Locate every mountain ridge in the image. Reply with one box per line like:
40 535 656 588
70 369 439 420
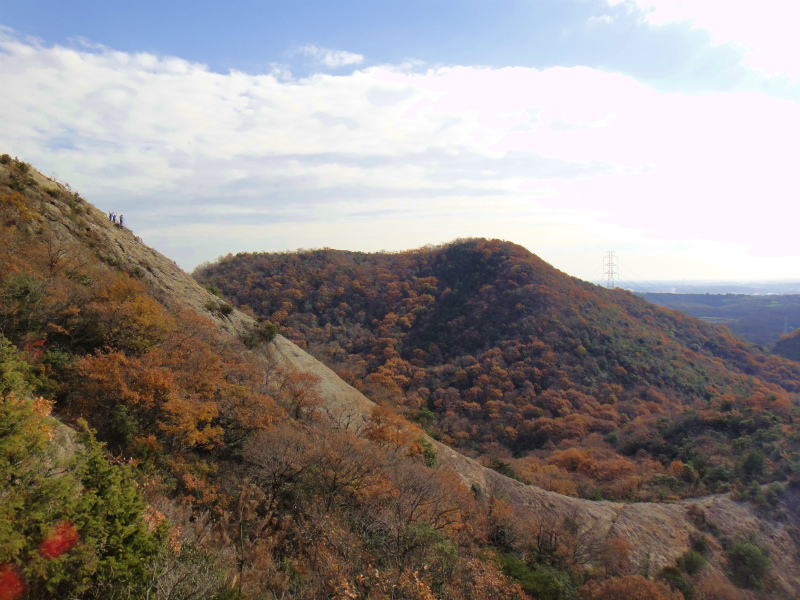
3 156 799 598
195 241 800 503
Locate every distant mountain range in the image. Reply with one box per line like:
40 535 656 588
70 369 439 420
642 293 800 348
609 280 800 295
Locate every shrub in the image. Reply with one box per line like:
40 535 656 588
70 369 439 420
763 481 785 507
498 554 571 600
690 534 708 555
677 550 706 575
660 565 693 598
242 321 277 348
419 437 438 468
489 457 520 481
0 336 30 399
202 299 233 317
0 394 167 598
740 450 766 482
727 542 770 589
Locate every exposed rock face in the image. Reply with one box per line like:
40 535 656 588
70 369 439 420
433 438 800 594
9 162 800 598
21 168 255 338
271 335 376 420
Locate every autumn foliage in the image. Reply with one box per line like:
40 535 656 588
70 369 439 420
0 160 537 598
37 521 80 559
6 157 797 598
195 239 800 501
0 564 25 600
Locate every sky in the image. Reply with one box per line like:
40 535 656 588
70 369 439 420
1 0 798 283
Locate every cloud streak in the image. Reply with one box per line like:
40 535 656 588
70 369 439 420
295 44 364 68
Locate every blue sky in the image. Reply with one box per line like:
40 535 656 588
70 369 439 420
1 0 799 281
0 0 767 90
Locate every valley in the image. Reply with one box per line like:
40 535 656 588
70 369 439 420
2 158 799 599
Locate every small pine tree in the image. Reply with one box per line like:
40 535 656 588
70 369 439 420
0 345 168 599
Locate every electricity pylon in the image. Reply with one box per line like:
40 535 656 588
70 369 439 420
603 251 618 289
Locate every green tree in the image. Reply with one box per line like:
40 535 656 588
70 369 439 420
740 450 767 482
728 542 771 590
0 334 29 399
0 380 167 598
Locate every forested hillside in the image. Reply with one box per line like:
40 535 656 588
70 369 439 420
4 156 800 599
774 328 800 363
0 157 535 599
196 241 800 502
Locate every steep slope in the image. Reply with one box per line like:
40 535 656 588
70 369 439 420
3 157 799 599
0 155 376 449
0 158 252 337
195 241 800 502
1 157 530 599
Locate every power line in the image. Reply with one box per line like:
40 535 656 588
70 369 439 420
616 264 668 294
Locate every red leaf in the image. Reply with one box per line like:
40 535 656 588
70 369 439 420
0 564 25 600
38 521 79 559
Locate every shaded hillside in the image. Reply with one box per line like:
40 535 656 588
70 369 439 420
4 157 800 599
195 241 800 502
774 328 800 363
642 293 800 347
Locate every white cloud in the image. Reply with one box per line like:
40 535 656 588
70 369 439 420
587 14 614 26
0 31 798 281
295 44 364 68
620 0 800 81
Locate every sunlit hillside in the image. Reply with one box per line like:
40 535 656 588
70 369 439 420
196 241 800 503
3 157 799 599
